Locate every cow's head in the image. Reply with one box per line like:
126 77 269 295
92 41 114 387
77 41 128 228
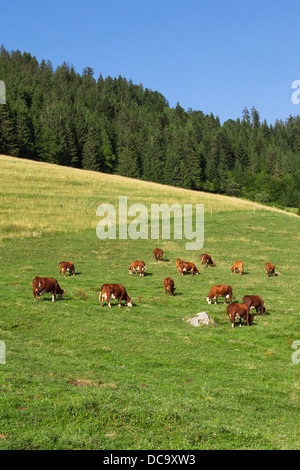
230 267 234 272
205 296 212 304
126 297 133 307
60 289 66 300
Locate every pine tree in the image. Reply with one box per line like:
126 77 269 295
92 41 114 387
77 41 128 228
82 128 102 171
0 105 19 156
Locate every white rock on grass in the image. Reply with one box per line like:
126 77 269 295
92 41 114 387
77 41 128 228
185 311 217 327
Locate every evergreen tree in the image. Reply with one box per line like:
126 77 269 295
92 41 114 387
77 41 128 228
0 46 299 211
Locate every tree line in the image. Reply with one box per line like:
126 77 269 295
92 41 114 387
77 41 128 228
0 46 300 212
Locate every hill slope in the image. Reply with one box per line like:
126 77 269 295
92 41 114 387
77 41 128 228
0 154 299 450
0 154 298 240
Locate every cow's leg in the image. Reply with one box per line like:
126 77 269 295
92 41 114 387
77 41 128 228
52 293 55 302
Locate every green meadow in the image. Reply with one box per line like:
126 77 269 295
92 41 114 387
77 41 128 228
0 155 299 450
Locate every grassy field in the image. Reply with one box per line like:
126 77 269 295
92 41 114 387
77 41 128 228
0 155 299 450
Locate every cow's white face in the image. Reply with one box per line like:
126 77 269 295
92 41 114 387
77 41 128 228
126 299 133 307
205 297 212 304
226 294 230 299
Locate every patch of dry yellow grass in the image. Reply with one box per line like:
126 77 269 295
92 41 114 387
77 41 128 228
0 154 297 239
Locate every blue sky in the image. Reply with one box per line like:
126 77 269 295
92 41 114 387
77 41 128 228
1 0 300 124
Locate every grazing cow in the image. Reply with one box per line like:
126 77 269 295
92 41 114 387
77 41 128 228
177 261 199 276
226 303 251 328
99 283 133 308
154 248 163 261
58 261 75 277
265 262 275 277
33 276 65 302
129 261 146 277
205 285 233 304
176 258 183 268
242 295 265 316
201 253 215 266
164 277 176 296
231 261 244 275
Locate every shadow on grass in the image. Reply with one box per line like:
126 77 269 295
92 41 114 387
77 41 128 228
171 291 184 297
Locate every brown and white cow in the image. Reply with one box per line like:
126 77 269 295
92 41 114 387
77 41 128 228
154 248 163 261
176 258 183 269
176 261 199 276
231 261 244 275
99 283 133 308
265 262 275 277
201 253 215 266
164 277 176 296
33 276 65 302
58 261 75 277
226 302 251 328
242 295 265 316
129 261 146 277
205 285 233 304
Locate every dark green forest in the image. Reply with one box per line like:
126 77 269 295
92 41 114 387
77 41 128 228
1 46 300 211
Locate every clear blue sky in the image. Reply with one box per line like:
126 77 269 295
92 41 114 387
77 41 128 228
1 0 300 124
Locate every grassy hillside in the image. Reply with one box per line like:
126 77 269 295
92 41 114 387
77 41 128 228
0 154 297 240
0 155 299 450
